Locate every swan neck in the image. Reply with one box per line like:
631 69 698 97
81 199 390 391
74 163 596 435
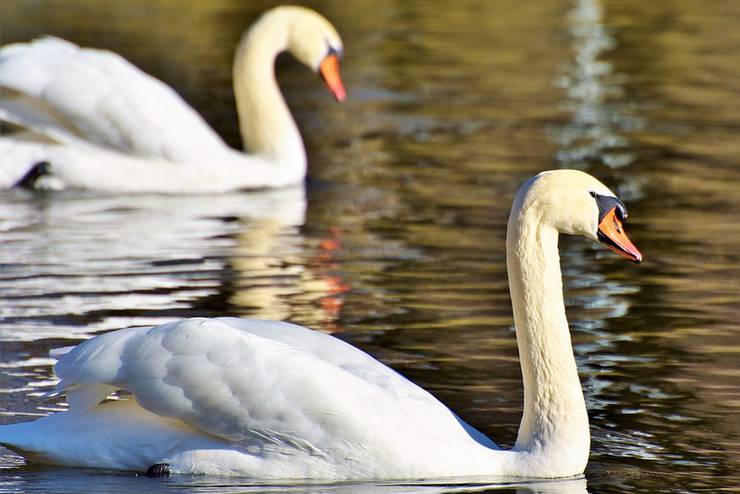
506 205 589 468
233 13 306 171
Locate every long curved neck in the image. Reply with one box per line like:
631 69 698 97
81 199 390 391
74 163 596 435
506 206 590 469
233 12 306 174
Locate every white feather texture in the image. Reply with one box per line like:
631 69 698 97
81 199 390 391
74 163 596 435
0 6 344 193
0 170 638 479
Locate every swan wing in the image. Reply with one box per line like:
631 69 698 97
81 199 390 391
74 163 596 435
52 318 481 457
0 37 226 161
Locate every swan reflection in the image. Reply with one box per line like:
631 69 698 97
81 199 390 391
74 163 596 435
0 186 320 341
0 468 588 494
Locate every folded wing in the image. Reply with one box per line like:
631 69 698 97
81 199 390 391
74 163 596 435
52 318 469 458
0 37 226 161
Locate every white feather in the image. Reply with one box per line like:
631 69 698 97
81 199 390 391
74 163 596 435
0 171 636 480
0 7 345 193
0 37 225 160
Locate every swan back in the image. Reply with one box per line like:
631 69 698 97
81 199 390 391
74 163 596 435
0 37 227 161
46 317 497 478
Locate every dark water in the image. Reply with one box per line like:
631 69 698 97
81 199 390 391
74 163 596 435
1 0 739 492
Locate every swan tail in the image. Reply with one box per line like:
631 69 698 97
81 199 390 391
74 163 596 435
0 420 54 463
0 400 229 471
49 346 76 360
66 383 119 411
0 38 92 147
39 380 118 412
0 97 90 149
37 347 77 400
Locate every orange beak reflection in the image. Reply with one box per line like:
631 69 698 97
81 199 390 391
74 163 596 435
597 208 643 264
319 54 346 102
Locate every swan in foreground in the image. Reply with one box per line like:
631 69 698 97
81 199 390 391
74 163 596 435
0 170 642 479
0 6 345 193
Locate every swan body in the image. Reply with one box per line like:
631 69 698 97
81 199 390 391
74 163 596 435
0 170 642 479
0 6 345 193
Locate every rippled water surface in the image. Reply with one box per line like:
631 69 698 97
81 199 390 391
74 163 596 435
1 0 739 492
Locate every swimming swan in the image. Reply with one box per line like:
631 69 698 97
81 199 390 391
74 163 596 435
0 170 642 479
0 6 345 193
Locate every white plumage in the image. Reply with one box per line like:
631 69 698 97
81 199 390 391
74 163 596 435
0 37 226 161
0 170 642 479
2 317 499 478
0 6 345 193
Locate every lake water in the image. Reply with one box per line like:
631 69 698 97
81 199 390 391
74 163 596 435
1 0 739 492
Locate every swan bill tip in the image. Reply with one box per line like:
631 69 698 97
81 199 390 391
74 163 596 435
597 207 642 264
319 53 346 102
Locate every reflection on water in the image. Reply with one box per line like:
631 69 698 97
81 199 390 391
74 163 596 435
0 187 307 340
1 0 740 493
552 0 660 474
554 0 643 174
0 463 589 494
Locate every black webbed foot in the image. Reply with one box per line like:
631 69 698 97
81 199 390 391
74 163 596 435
145 463 172 477
14 161 51 189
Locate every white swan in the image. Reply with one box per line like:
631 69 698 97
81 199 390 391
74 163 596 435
0 170 642 479
0 6 344 193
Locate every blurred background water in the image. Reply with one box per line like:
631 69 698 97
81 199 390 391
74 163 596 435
0 0 739 492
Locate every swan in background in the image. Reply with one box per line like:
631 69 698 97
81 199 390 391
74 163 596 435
0 6 345 193
0 170 642 479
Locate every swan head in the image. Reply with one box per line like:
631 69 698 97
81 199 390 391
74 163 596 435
512 170 642 263
275 6 346 101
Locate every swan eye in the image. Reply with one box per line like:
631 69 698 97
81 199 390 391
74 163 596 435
326 44 343 60
591 192 628 224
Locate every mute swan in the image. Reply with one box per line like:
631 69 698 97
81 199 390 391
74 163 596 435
0 170 642 479
0 6 345 193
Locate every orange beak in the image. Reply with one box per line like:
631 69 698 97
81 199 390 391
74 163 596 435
319 54 346 102
597 208 643 264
